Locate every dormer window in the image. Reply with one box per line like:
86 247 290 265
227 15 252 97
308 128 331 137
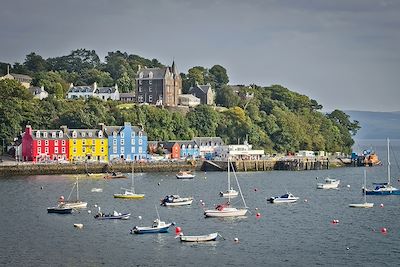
188 144 192 149
98 131 103 138
148 71 153 79
139 72 144 78
36 131 40 138
58 131 63 138
113 131 117 138
43 132 47 138
82 132 86 138
52 132 56 138
88 132 93 137
182 144 186 149
139 131 143 137
72 131 77 138
121 132 124 138
131 132 135 138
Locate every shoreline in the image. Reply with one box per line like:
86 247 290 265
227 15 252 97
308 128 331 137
0 158 345 177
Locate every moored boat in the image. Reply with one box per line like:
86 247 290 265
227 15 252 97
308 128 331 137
267 192 299 203
59 177 87 209
176 171 195 179
317 178 340 189
104 172 127 179
94 210 130 220
47 205 73 214
219 188 239 198
161 195 193 206
131 219 173 234
113 165 145 199
179 232 218 242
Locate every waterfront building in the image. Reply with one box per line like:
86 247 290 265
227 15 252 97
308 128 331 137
193 137 224 159
65 127 108 162
67 82 119 100
135 61 182 106
174 140 200 159
215 141 264 160
101 122 147 161
188 83 215 105
159 141 181 159
21 125 69 162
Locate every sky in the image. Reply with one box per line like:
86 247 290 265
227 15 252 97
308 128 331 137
1 0 399 112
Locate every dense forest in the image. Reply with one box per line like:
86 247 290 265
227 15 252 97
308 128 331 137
0 49 360 154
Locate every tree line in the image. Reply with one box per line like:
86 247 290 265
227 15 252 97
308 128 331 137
0 49 360 154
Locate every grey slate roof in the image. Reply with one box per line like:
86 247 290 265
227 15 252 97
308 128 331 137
120 93 135 98
10 73 32 81
96 87 118 94
136 67 169 79
67 129 105 139
193 137 224 146
31 129 68 140
69 86 94 93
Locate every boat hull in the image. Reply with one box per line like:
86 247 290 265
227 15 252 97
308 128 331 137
349 203 374 208
176 175 195 179
113 194 145 199
180 232 218 242
94 213 130 220
63 201 88 209
132 224 172 234
163 200 193 206
204 208 247 217
365 190 400 195
47 207 73 214
268 198 299 203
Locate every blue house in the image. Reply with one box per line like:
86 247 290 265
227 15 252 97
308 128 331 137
102 122 148 161
176 140 200 159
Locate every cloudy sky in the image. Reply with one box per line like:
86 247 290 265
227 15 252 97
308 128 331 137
1 0 399 112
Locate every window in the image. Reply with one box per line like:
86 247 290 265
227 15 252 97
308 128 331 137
83 147 86 153
88 132 93 137
98 131 103 138
54 140 59 146
132 138 135 145
121 139 124 145
45 140 49 146
62 147 65 153
149 95 153 102
36 131 40 138
139 86 142 92
113 131 117 138
138 95 144 102
82 132 86 137
43 132 47 138
38 140 41 146
101 147 104 153
73 148 77 153
121 132 124 138
148 71 153 79
149 86 152 93
139 72 143 78
139 147 143 153
139 139 143 145
101 140 104 145
92 139 95 145
55 147 58 154
59 131 63 138
113 139 117 145
149 80 152 85
131 147 135 153
45 147 49 154
113 147 117 154
121 147 125 154
82 140 86 145
139 80 142 85
139 131 143 137
72 131 77 138
52 132 56 138
73 140 77 145
38 147 41 154
131 132 135 138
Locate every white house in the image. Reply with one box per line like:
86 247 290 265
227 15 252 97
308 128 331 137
215 142 264 160
67 82 119 100
29 86 48 100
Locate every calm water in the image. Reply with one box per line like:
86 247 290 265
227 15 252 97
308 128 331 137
1 140 399 266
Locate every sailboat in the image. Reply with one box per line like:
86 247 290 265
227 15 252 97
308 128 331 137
60 177 87 209
114 164 145 199
204 158 248 217
219 161 238 197
364 138 400 195
349 170 374 208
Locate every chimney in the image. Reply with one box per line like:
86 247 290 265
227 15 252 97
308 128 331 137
60 125 68 134
93 82 97 90
25 125 32 136
7 64 10 75
98 123 106 131
69 83 74 89
138 65 141 71
114 84 118 90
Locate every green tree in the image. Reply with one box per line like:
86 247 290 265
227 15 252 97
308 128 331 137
187 105 219 136
23 52 48 73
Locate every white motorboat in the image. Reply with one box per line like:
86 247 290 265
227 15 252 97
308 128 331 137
176 171 195 179
317 178 340 189
161 195 193 206
131 219 173 234
267 192 299 203
179 232 218 242
204 159 248 218
349 170 374 208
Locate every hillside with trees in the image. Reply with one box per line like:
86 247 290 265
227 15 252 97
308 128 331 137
0 49 360 154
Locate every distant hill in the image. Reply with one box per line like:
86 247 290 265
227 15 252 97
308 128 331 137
345 110 400 139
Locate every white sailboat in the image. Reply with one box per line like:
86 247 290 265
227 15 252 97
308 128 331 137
204 159 248 217
114 164 145 199
61 177 87 209
219 161 238 198
349 170 374 208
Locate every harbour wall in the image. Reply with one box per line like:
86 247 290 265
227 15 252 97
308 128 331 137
0 158 340 177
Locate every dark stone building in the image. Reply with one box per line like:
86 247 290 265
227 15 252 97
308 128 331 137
135 61 182 106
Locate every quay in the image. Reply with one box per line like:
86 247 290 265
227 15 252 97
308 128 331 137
0 157 341 177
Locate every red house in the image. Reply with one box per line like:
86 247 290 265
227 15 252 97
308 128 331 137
22 125 69 162
160 142 181 159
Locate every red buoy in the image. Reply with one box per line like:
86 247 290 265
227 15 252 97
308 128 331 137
381 227 387 234
380 203 384 208
256 212 261 218
175 226 182 234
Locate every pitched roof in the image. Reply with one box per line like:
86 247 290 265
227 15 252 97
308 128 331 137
67 129 105 139
10 73 32 81
120 92 135 98
96 86 118 94
68 85 94 93
189 84 212 94
193 137 224 146
31 129 68 140
136 67 169 79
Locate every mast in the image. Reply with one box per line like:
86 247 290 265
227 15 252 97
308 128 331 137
387 138 391 185
131 163 135 193
76 177 79 201
228 158 231 203
364 170 367 203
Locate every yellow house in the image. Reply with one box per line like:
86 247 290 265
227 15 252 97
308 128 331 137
67 129 108 162
0 66 32 89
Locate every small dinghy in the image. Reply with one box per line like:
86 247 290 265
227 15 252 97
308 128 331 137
176 171 195 179
317 178 340 189
179 232 218 242
94 210 130 220
91 188 103 193
267 192 299 203
161 195 193 206
104 172 127 179
349 170 374 208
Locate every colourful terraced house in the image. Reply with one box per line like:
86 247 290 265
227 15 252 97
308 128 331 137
65 127 108 162
101 122 148 161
